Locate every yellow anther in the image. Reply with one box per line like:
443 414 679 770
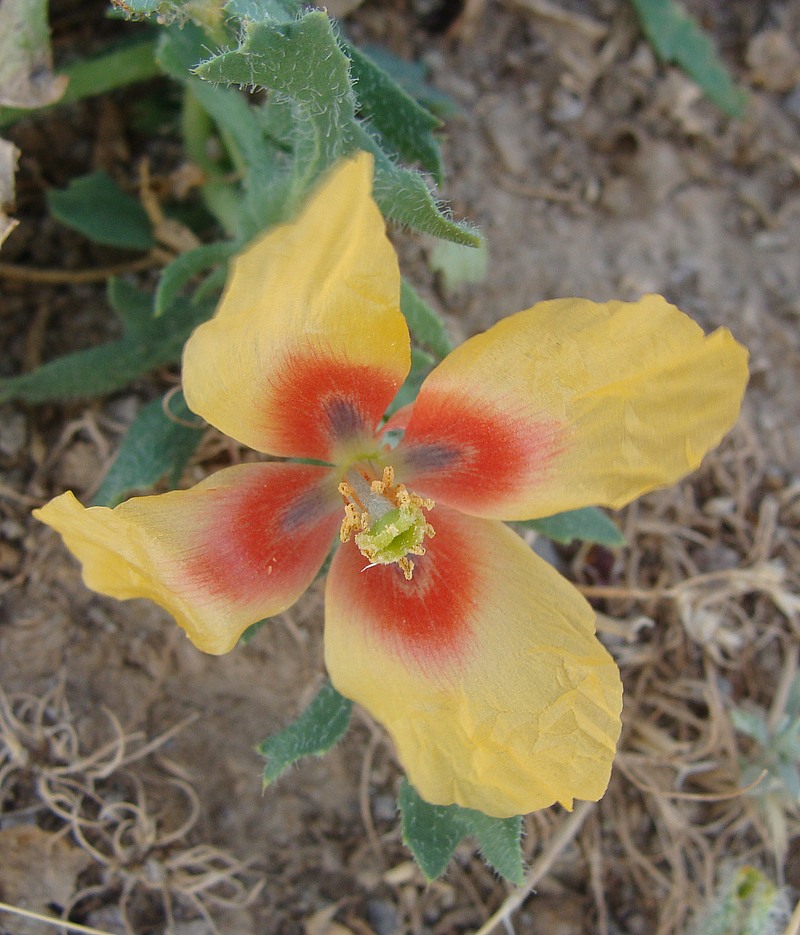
337 464 435 578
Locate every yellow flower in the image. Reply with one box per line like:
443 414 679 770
36 153 748 818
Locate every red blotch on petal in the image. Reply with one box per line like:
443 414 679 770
268 352 402 460
399 390 565 513
328 507 477 670
187 464 339 606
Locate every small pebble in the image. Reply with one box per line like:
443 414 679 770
366 898 401 935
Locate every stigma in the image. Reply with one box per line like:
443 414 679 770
338 466 435 580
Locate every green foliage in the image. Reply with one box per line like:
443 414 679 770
115 0 174 14
195 10 480 245
155 241 237 316
158 24 291 238
361 44 458 119
398 779 524 883
196 13 357 203
400 279 453 360
366 140 480 246
225 0 299 20
689 866 788 935
92 391 204 507
345 41 444 183
387 348 436 417
111 0 227 35
4 0 481 410
628 0 747 117
730 674 800 866
517 507 626 547
47 171 154 250
0 281 213 404
258 681 353 785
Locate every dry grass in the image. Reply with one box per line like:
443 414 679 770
577 418 799 934
0 679 263 935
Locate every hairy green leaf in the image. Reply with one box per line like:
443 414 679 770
398 781 465 880
360 44 458 119
345 41 443 183
159 25 291 236
0 282 213 404
47 170 154 250
517 507 625 547
259 681 353 785
225 0 300 21
463 809 525 885
197 12 480 245
160 29 266 169
629 0 747 117
112 0 229 36
196 12 356 198
92 392 204 507
365 133 481 246
399 779 524 883
114 0 171 13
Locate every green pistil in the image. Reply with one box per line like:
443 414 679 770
355 502 428 566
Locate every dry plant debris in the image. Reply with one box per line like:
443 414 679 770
577 418 800 935
0 679 263 935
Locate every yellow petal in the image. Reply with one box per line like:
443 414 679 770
325 507 622 817
183 152 410 461
35 463 340 655
399 295 748 519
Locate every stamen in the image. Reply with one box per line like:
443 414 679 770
338 465 434 579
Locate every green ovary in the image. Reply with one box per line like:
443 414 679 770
355 503 428 565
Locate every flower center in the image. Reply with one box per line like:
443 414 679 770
338 465 435 580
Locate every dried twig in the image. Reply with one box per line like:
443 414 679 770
0 901 116 935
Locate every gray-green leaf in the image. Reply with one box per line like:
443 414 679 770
155 241 238 316
92 391 204 507
196 12 356 199
345 41 443 183
517 507 625 547
629 0 747 117
47 170 154 250
398 779 524 883
225 0 300 21
258 681 353 785
0 281 213 404
197 12 481 245
400 279 453 360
